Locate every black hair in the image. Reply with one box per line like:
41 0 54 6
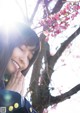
0 23 40 78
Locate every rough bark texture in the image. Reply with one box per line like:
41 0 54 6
30 27 80 113
51 0 65 14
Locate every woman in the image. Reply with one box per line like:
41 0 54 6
0 23 40 113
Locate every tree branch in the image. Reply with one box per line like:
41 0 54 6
49 84 80 105
48 26 80 76
51 0 64 14
30 0 42 25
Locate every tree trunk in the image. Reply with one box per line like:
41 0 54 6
30 27 80 112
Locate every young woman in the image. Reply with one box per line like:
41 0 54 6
0 23 40 113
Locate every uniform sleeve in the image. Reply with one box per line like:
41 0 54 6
0 89 37 113
23 97 37 113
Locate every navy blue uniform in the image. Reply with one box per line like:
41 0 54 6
0 89 37 113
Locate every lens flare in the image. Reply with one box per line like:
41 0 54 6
0 0 25 33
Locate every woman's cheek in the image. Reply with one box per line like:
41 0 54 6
7 60 16 74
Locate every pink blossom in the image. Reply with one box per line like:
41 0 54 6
71 13 78 20
65 17 70 21
54 13 60 20
45 37 49 42
73 5 78 10
66 3 71 10
43 108 48 113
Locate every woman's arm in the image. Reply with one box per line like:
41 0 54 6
0 89 37 113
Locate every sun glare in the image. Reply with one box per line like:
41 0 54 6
0 0 25 33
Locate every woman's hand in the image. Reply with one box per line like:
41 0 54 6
6 70 25 95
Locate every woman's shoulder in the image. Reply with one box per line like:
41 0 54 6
0 89 37 113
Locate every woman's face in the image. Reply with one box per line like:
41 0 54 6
6 45 35 75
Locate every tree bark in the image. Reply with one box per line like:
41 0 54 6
30 27 80 113
28 0 80 112
51 0 64 14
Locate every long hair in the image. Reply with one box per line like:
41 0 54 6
0 23 40 78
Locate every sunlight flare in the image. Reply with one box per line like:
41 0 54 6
0 0 24 33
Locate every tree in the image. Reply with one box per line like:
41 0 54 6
16 0 80 112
